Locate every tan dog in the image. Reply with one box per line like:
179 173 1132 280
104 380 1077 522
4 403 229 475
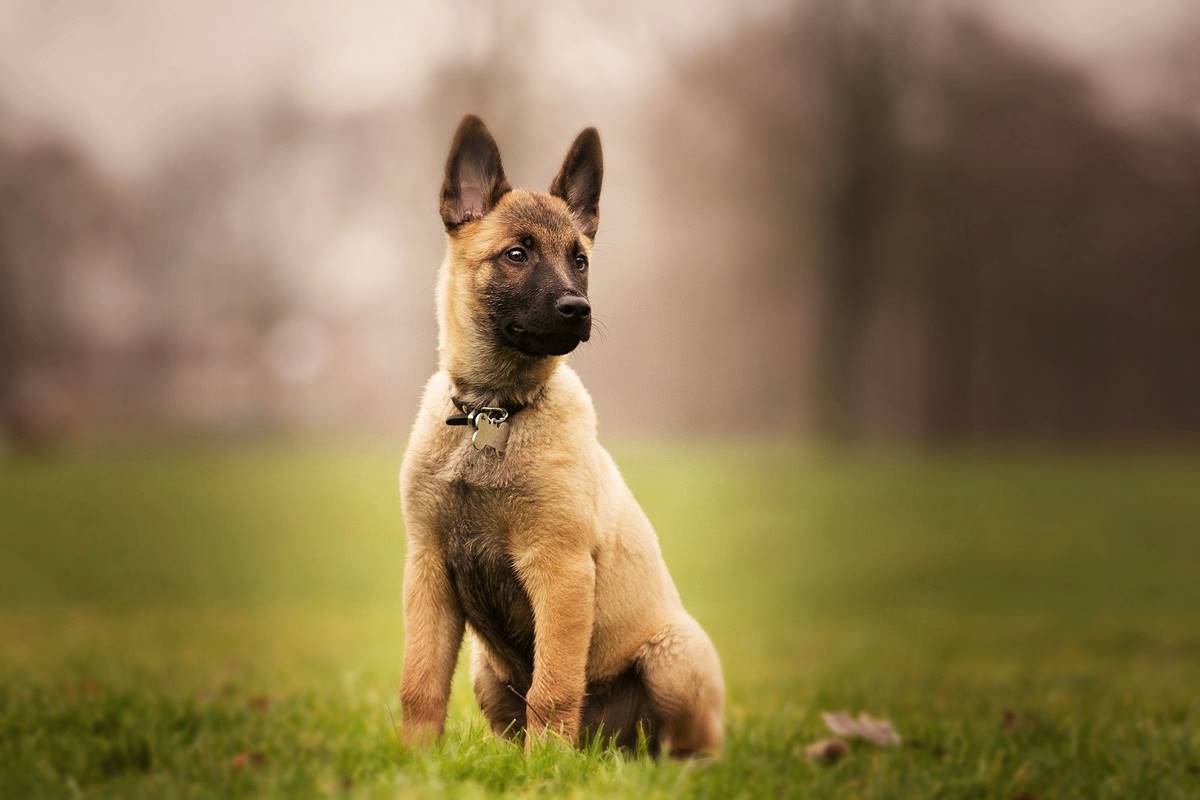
399 115 724 757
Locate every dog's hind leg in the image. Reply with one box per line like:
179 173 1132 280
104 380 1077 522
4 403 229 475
580 666 661 754
470 644 526 739
636 616 725 758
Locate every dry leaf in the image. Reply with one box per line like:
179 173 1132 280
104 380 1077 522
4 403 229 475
821 712 859 738
805 737 849 764
230 751 266 770
855 714 901 747
1001 709 1037 733
821 711 901 747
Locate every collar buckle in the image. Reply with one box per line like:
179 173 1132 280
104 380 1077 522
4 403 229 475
446 395 522 454
473 406 509 424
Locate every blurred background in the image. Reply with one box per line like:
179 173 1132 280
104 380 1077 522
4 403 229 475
3 0 1197 448
3 3 1200 795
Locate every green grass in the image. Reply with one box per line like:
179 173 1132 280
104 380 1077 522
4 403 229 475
1 441 1199 798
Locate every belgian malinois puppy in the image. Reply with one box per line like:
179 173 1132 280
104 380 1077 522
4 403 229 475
399 115 724 756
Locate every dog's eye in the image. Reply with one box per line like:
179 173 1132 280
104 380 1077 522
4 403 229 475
504 247 527 264
574 253 588 271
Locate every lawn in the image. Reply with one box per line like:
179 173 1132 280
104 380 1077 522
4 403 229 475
1 442 1198 798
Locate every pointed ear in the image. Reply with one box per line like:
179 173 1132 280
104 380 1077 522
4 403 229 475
549 127 603 240
440 115 511 231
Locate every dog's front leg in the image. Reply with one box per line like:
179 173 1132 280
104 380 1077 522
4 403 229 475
517 547 595 747
399 541 465 746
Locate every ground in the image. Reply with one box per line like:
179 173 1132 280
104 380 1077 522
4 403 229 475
1 442 1198 798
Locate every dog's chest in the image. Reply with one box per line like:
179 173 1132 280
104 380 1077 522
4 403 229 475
435 479 536 684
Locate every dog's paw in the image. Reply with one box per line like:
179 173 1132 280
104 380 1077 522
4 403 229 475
399 723 441 748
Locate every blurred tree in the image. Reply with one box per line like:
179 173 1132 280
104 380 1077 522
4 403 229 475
907 15 1200 442
0 141 122 447
811 0 910 442
2 3 1198 445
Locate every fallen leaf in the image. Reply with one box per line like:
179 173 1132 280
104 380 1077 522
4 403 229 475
821 712 859 738
805 738 849 764
230 751 266 770
1001 709 1037 733
821 711 901 747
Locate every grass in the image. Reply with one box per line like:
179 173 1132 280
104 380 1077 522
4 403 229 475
1 440 1199 798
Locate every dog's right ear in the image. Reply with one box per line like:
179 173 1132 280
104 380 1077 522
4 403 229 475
439 115 511 231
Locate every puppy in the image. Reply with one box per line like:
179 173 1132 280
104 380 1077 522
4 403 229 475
399 115 724 756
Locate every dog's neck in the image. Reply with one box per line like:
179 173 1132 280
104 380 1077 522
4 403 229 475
436 253 560 410
444 347 558 411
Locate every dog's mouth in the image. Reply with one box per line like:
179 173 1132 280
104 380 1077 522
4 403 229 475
502 322 586 357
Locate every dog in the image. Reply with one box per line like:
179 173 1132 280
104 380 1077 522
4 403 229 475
398 115 724 757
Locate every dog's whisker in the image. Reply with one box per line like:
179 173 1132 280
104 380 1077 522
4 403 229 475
590 317 611 343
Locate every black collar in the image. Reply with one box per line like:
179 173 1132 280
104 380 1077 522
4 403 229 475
445 396 528 427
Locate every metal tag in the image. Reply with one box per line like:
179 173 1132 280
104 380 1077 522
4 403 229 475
471 410 510 453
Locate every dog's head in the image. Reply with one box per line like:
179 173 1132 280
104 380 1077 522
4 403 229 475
437 115 602 363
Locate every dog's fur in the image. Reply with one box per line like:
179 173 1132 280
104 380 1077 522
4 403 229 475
398 116 724 756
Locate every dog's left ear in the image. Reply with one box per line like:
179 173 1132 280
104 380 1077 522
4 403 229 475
550 128 603 240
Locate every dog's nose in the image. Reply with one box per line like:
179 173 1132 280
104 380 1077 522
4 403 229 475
556 296 591 320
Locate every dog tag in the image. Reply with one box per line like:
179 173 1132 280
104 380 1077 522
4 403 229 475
472 412 510 453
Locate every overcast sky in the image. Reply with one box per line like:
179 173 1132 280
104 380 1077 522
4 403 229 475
0 0 1193 180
